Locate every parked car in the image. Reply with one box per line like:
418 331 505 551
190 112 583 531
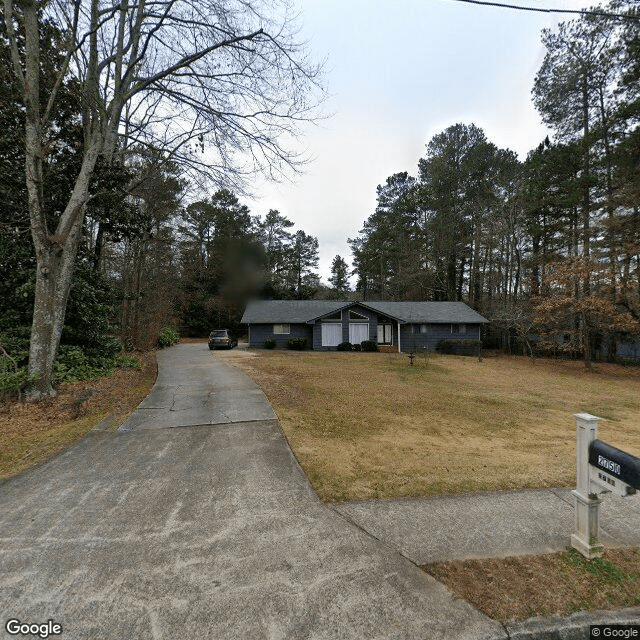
208 329 238 350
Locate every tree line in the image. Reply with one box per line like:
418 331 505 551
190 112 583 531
349 1 640 364
2 0 639 399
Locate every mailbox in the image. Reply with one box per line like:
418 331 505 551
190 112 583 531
572 413 640 559
588 439 640 497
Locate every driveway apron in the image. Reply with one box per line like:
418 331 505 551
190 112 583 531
0 344 503 640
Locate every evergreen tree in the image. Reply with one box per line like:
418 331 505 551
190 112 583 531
178 189 263 335
259 209 295 296
285 230 320 298
329 255 350 294
349 172 422 300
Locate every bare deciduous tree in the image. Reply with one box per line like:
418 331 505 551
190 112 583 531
2 0 323 397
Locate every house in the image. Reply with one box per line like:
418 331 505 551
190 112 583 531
241 300 488 352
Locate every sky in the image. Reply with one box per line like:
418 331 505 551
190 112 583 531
247 0 598 284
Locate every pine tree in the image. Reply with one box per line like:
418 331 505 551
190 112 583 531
329 255 350 294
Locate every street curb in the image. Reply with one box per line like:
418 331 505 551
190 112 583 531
502 607 640 639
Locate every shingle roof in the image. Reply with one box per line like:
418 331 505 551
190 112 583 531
364 301 488 324
241 300 347 324
241 300 487 324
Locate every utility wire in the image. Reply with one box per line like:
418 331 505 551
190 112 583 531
448 0 640 21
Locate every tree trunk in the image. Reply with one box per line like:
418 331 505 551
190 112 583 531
18 0 104 398
28 217 83 397
92 222 105 271
598 86 617 299
581 72 591 289
447 252 457 300
582 310 592 369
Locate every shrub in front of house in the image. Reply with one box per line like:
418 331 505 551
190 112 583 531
437 339 481 356
352 343 362 351
360 340 378 352
287 337 307 350
263 338 276 349
337 342 352 351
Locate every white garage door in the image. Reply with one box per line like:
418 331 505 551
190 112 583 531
349 323 369 345
321 323 342 347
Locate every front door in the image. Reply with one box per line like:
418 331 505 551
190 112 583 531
377 323 392 344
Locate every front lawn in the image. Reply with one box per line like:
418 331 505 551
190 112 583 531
226 350 640 502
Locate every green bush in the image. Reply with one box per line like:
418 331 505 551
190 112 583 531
437 339 481 356
0 326 31 367
287 337 307 350
360 340 378 352
114 354 142 369
157 326 179 348
0 360 38 394
352 343 362 352
337 342 352 351
263 338 276 349
53 345 141 383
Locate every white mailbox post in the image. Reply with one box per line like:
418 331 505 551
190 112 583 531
571 413 602 559
571 413 640 559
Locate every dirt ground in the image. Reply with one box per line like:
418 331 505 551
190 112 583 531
0 351 157 479
424 547 640 623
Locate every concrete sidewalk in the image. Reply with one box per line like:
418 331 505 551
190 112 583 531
0 344 502 640
334 487 640 565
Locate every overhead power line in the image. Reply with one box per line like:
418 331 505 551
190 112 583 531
448 0 640 21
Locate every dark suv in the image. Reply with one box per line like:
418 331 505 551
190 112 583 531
208 329 238 350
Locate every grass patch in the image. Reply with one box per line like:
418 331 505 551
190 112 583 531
0 351 156 479
423 548 640 623
227 351 640 502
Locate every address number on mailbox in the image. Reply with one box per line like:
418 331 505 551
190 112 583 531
588 439 640 497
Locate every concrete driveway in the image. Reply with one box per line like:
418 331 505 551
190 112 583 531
0 344 502 639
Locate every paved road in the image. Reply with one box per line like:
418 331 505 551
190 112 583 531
0 344 502 640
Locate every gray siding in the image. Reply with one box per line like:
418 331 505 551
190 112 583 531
248 323 313 349
312 305 386 350
617 340 640 359
400 323 481 352
248 312 481 352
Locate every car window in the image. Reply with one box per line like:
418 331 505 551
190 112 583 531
210 330 227 337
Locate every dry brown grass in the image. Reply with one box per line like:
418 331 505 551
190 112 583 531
227 350 640 502
0 352 157 480
424 548 640 623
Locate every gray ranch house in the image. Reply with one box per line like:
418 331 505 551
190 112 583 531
241 300 488 352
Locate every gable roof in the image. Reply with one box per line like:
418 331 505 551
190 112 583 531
241 300 488 324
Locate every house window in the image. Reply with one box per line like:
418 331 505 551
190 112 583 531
323 310 341 322
321 323 342 347
349 310 368 321
349 322 369 344
451 324 466 334
377 323 393 344
413 324 428 334
273 324 290 335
